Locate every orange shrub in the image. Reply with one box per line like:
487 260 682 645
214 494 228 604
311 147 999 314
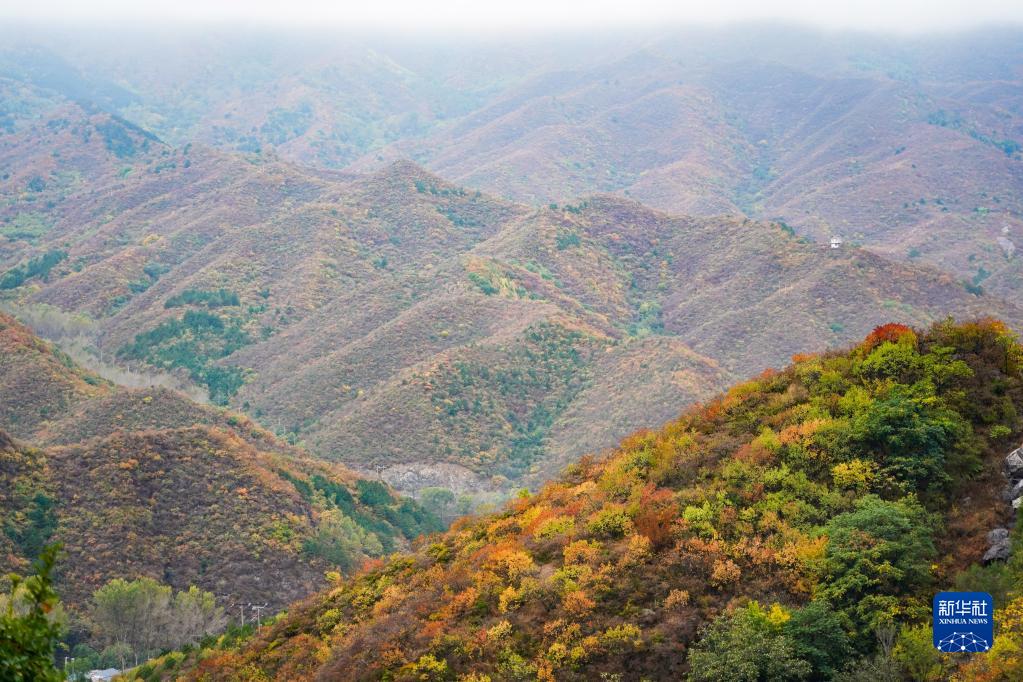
862 323 916 351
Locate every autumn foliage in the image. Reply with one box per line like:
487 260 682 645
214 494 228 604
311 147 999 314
0 312 440 616
140 319 1023 681
862 323 917 351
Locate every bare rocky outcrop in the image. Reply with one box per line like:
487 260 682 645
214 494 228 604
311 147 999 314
985 445 1023 563
1007 446 1023 477
1006 446 1023 510
373 461 500 496
984 527 1012 563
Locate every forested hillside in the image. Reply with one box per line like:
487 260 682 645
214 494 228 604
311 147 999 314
2 15 1023 682
8 25 1020 298
358 28 1023 299
1 17 1022 682
0 312 441 616
2 87 1019 503
136 319 1023 681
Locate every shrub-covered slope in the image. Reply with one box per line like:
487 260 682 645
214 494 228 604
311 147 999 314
0 308 107 438
352 29 1023 301
8 29 1021 300
0 312 442 612
174 320 1023 680
3 91 1022 501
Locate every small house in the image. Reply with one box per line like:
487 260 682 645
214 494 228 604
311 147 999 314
830 236 843 249
87 669 120 682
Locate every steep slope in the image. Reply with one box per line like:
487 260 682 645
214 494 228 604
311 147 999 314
483 196 1023 379
278 193 1023 493
353 28 1023 299
3 94 1022 500
7 27 1021 298
160 319 1023 681
0 307 106 438
0 312 441 613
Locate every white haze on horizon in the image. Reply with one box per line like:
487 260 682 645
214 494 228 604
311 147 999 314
1 0 1022 36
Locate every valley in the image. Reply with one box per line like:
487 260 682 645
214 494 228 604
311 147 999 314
0 311 441 615
0 19 1022 680
2 88 1019 503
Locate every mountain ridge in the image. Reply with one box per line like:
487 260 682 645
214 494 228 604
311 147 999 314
151 318 1023 681
0 311 442 614
2 88 1021 499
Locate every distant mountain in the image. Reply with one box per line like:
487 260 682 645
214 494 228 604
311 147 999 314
1 92 1020 501
2 33 608 169
4 26 1020 297
357 28 1023 299
0 312 441 613
2 28 1023 679
159 319 1023 681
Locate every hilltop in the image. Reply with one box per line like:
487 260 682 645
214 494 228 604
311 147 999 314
2 90 1021 501
0 26 1022 680
146 319 1023 681
5 27 1020 296
0 312 441 614
352 28 1023 299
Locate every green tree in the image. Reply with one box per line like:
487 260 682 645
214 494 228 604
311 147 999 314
857 342 925 384
687 603 812 681
846 386 967 498
419 487 456 517
783 600 854 679
303 508 383 571
91 578 227 668
0 544 63 682
356 479 393 507
893 624 950 681
92 577 171 668
819 496 935 643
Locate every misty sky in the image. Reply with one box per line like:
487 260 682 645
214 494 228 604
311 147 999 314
3 0 1023 34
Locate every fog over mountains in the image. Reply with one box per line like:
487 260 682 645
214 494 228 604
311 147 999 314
2 50 1020 497
1 20 1023 680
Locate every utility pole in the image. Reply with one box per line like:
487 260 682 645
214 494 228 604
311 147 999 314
251 603 269 628
232 603 246 628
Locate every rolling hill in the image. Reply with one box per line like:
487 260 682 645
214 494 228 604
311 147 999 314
143 319 1023 681
0 31 608 170
0 311 442 614
2 24 1023 681
2 91 1021 502
4 26 1021 300
353 27 1023 299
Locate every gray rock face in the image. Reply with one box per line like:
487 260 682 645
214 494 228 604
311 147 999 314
998 235 1016 259
1006 448 1023 476
984 543 1012 563
371 461 499 496
987 445 1023 563
984 527 1012 564
985 539 1013 563
988 527 1010 544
